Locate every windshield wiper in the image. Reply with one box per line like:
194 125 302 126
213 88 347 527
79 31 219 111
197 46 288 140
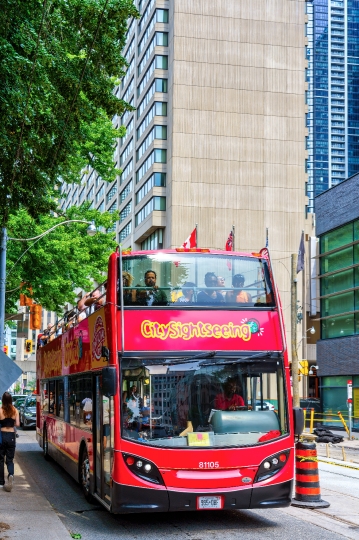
122 351 217 369
164 351 216 366
199 351 272 366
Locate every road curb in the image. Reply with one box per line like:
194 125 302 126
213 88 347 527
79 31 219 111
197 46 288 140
318 456 359 470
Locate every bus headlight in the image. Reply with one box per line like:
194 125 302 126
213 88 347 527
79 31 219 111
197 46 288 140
254 450 290 483
123 453 164 485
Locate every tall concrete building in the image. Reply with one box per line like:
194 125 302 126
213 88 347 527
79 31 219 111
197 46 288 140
306 0 359 213
60 0 307 348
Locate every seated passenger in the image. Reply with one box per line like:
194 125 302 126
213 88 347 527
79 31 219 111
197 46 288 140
215 378 244 411
122 272 136 305
217 276 226 298
135 270 168 306
226 274 252 304
175 282 196 303
197 272 224 304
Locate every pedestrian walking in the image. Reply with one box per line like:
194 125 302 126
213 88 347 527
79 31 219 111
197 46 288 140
0 392 20 492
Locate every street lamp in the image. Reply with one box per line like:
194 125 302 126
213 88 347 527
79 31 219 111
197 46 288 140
0 219 96 348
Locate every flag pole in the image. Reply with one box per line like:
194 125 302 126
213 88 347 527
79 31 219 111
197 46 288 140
266 227 269 248
195 223 198 247
232 225 235 251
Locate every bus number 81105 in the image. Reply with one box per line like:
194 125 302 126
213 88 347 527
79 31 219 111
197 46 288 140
199 462 220 469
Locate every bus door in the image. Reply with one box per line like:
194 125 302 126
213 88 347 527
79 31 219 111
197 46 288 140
94 375 113 505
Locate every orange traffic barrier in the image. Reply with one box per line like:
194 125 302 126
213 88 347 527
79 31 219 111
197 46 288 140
291 441 330 508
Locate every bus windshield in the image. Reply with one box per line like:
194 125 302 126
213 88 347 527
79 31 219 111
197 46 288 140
121 358 288 448
120 253 274 307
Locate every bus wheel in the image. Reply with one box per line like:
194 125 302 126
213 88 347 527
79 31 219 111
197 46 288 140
43 427 50 461
80 446 94 502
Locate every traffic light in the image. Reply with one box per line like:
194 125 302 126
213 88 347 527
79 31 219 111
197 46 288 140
3 345 8 355
29 304 42 330
298 360 309 376
19 283 33 306
25 340 33 354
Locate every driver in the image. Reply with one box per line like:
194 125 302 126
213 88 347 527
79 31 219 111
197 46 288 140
215 378 244 411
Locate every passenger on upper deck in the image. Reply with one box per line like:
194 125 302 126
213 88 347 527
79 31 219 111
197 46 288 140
122 272 136 305
226 274 252 304
135 270 168 306
197 272 224 305
175 282 196 303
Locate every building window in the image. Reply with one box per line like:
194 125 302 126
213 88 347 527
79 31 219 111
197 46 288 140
122 56 135 88
138 34 156 75
122 78 134 102
107 184 117 204
141 228 163 250
156 9 169 23
136 149 167 183
155 78 167 92
136 125 167 161
121 159 133 184
79 186 86 202
108 200 118 214
135 196 166 226
138 13 156 55
119 221 132 242
137 59 155 97
137 81 155 118
125 18 136 42
120 180 133 203
138 0 156 33
121 97 134 125
136 172 166 204
120 138 133 165
124 37 135 63
122 118 134 146
96 186 104 203
120 201 132 223
97 200 105 212
156 32 168 47
85 189 93 205
155 55 168 69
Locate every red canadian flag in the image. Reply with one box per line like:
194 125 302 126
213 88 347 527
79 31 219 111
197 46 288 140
182 228 197 248
225 230 233 251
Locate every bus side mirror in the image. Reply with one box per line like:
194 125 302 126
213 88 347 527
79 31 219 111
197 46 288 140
102 367 117 397
293 407 304 436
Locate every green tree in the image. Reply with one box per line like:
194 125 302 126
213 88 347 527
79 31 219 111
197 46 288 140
0 0 138 225
5 205 119 314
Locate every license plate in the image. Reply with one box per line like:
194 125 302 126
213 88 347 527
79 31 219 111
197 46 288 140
197 496 223 510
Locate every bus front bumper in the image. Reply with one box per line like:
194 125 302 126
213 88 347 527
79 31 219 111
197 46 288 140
111 480 293 514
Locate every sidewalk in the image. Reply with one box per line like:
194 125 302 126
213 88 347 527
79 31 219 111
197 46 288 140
303 428 359 465
0 449 70 539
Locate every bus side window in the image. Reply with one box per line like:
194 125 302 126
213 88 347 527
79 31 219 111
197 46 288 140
56 379 64 419
48 380 56 414
40 382 48 413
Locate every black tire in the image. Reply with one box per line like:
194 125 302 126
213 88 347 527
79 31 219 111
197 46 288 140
80 446 94 502
20 417 23 427
43 426 50 460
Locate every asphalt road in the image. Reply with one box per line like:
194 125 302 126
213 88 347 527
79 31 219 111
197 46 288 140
17 430 349 540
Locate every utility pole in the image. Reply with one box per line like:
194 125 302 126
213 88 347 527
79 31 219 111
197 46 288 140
0 228 7 349
291 253 300 408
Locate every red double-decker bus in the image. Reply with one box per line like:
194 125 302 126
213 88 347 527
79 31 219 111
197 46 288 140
37 247 301 513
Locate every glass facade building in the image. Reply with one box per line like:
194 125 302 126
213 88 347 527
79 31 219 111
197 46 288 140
320 218 359 339
306 0 359 213
316 174 359 429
